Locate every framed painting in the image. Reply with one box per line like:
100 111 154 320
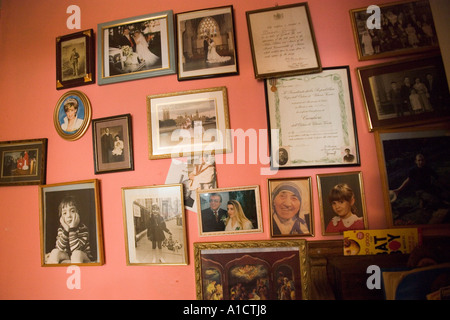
196 185 262 237
53 90 92 141
268 177 314 238
246 2 321 79
122 184 188 265
176 5 239 80
350 0 439 61
193 240 309 300
147 86 232 159
39 179 104 266
92 114 134 174
265 66 360 169
0 138 47 186
357 53 450 131
317 171 368 236
56 29 95 90
374 124 450 228
97 10 176 85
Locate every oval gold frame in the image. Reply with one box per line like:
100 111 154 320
53 90 92 141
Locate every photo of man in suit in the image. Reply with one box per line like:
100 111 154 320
201 193 227 232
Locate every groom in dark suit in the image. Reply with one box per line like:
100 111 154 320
201 193 227 232
203 36 209 62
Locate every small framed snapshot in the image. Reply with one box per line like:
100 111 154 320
193 239 309 300
53 90 92 141
97 10 176 85
92 114 134 174
374 125 450 228
197 185 262 237
56 29 95 90
350 0 439 61
176 5 239 81
265 66 360 169
317 171 368 236
357 53 450 131
246 2 321 79
39 179 104 266
122 184 188 265
0 138 47 186
268 177 314 238
147 86 232 159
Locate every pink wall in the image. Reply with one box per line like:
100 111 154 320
0 0 447 299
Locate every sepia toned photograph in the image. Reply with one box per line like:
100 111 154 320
122 184 188 265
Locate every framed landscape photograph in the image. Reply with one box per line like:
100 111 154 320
196 185 262 237
56 29 95 90
53 90 92 141
265 66 360 169
0 138 47 186
39 179 104 266
317 171 368 236
357 53 450 131
268 177 314 238
122 184 188 265
193 240 309 300
92 114 134 174
97 10 176 85
350 0 439 61
147 86 232 159
176 5 238 80
374 125 450 228
246 2 321 79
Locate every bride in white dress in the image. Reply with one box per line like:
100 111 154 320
133 31 159 68
207 38 231 64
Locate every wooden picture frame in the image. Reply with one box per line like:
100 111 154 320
265 66 360 169
246 2 321 79
374 124 450 228
122 183 188 265
196 185 262 237
176 5 239 81
56 29 95 90
268 177 314 238
193 239 309 300
147 86 232 159
357 53 450 131
39 179 104 266
0 138 47 186
53 90 92 141
317 171 368 236
92 114 134 174
350 0 439 61
97 10 176 85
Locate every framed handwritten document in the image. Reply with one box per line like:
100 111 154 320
265 66 360 169
246 3 321 79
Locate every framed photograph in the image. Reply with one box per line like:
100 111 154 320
56 29 95 90
176 5 239 81
53 90 92 141
92 114 134 174
196 185 262 237
0 138 47 186
374 125 450 228
39 179 104 266
265 66 360 169
122 184 188 265
357 53 450 131
97 10 176 85
147 86 232 159
268 177 314 237
193 239 309 300
246 2 321 79
317 171 368 236
350 0 439 61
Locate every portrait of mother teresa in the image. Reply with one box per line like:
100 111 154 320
271 181 311 236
